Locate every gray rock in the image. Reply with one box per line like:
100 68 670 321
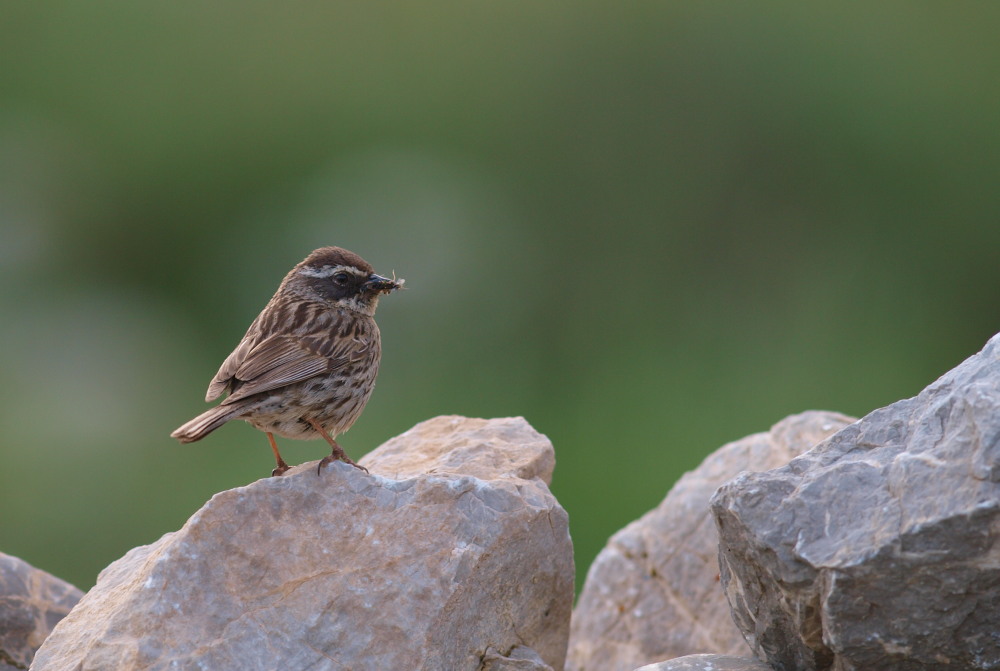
0 552 83 671
30 416 574 671
636 654 773 671
712 333 1000 670
567 411 853 671
481 645 556 670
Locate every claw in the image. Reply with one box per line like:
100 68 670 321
316 454 369 476
307 418 369 476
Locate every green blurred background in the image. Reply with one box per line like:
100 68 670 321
2 2 999 591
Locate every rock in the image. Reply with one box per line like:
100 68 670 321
30 416 574 671
481 644 555 670
363 414 555 482
635 654 773 671
0 552 83 671
712 333 1000 670
566 411 854 671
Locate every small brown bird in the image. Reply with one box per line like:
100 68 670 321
171 246 403 476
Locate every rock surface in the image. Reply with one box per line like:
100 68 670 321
566 411 854 671
0 552 83 671
712 333 1000 670
636 654 773 671
30 416 573 671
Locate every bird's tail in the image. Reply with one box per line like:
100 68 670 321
171 405 243 443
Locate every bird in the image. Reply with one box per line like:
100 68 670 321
171 246 403 476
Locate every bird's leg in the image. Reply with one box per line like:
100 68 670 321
307 419 369 475
267 432 291 476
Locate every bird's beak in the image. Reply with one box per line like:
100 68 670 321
364 273 404 293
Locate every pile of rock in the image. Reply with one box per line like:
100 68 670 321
7 334 1000 670
30 416 573 671
565 410 854 671
569 333 1000 671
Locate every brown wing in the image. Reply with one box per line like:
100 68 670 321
205 311 268 402
205 299 374 405
219 335 336 405
206 334 257 402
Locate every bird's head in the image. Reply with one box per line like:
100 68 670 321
289 246 404 316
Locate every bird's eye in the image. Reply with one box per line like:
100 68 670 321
333 272 350 285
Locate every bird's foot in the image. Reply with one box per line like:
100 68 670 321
316 452 369 476
307 420 369 475
267 433 291 476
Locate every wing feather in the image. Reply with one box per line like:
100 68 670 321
206 333 259 401
233 336 324 381
220 343 331 404
204 298 373 406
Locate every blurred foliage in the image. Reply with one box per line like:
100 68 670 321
2 2 999 591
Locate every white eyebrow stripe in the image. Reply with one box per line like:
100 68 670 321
298 264 366 279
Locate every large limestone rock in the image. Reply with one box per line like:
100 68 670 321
712 333 1000 670
566 411 854 671
31 416 573 671
0 553 83 671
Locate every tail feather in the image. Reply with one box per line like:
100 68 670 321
171 405 244 443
